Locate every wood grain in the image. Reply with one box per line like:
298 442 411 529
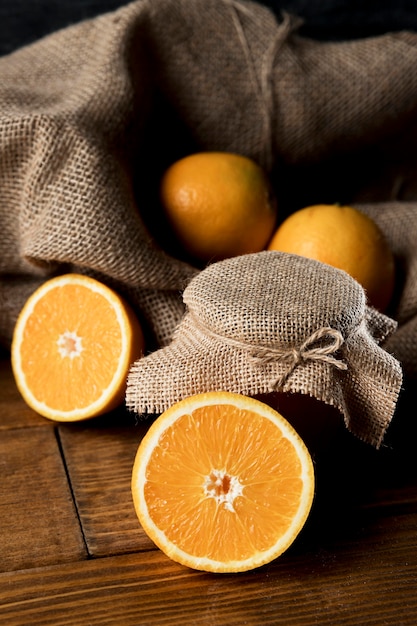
1 509 417 626
58 415 154 556
0 426 87 572
2 355 417 624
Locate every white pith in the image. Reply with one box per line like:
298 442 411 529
57 330 83 359
203 468 244 512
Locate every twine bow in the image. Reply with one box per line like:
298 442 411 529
187 313 348 391
249 326 348 390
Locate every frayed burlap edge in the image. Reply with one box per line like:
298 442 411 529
127 252 403 448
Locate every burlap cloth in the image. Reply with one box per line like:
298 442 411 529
126 251 402 448
1 0 417 444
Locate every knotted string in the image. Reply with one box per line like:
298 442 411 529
249 326 348 390
224 0 301 171
185 314 348 390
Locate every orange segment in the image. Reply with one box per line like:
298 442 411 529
11 274 145 422
131 392 315 573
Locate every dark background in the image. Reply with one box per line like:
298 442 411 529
0 0 417 57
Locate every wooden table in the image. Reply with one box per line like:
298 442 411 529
1 351 417 625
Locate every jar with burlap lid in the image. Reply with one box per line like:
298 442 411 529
126 251 402 448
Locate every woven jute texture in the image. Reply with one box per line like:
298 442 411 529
2 0 417 351
126 251 403 448
0 0 416 443
354 202 417 382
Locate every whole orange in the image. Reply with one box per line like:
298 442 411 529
267 204 395 311
159 152 277 263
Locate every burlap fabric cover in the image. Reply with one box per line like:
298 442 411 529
126 252 402 448
0 0 417 442
356 203 417 381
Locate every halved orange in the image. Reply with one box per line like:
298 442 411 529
131 391 315 573
11 273 144 422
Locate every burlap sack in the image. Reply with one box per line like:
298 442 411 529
126 251 402 448
2 0 417 355
354 202 417 381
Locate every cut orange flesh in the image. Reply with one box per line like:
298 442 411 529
131 392 315 573
11 273 144 421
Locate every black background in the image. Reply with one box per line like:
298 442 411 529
1 0 417 57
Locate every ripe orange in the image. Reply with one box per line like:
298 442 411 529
131 391 315 573
267 204 395 311
11 274 145 422
159 152 277 263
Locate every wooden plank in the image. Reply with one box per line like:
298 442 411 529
1 507 417 626
0 426 87 572
58 414 154 557
0 358 48 430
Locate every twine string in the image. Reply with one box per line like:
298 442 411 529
248 326 348 390
224 0 300 171
186 314 348 390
